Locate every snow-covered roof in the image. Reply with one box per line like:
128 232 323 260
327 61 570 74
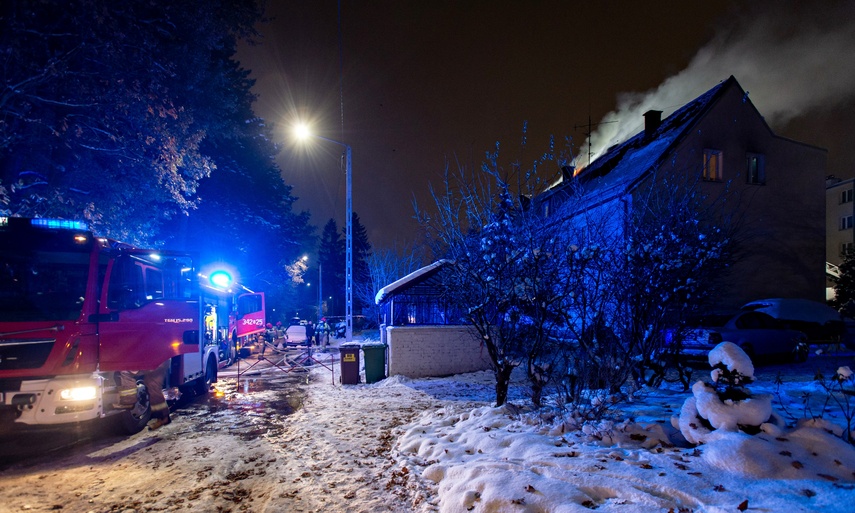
542 76 737 204
374 259 454 305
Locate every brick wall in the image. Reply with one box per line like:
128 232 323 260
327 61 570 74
385 325 492 378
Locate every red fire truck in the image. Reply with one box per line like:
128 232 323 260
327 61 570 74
200 269 265 365
0 217 231 433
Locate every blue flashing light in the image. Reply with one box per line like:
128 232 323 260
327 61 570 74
31 218 89 231
209 270 233 289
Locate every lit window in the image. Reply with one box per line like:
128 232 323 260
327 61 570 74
746 153 765 185
703 149 723 181
840 216 854 230
841 189 854 204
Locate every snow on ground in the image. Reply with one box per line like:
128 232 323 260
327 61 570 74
0 344 853 513
392 367 855 512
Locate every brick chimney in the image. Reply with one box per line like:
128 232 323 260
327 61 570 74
643 110 662 139
561 165 574 182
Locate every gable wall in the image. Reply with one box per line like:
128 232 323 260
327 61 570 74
656 84 827 308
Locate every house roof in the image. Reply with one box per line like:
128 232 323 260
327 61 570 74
374 259 454 305
545 75 741 201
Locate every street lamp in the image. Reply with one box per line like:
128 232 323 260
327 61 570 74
295 124 353 342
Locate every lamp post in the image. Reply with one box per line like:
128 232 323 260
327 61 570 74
295 125 353 342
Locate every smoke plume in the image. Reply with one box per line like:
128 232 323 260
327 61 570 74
582 1 855 166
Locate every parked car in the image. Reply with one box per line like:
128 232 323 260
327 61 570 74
284 325 309 346
664 311 808 363
740 298 847 346
324 315 371 338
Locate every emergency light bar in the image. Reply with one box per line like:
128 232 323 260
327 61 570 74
31 218 89 230
0 217 89 231
209 270 233 289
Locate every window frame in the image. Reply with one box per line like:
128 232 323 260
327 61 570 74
703 149 723 182
745 152 766 185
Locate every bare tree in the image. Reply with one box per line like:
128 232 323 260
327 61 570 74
355 243 425 325
613 167 738 388
416 135 575 406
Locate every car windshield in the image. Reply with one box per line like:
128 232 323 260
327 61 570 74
0 230 92 322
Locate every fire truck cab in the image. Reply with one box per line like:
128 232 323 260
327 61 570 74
0 217 218 433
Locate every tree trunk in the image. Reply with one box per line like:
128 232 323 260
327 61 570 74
494 364 515 407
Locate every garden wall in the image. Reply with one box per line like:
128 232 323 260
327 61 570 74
383 325 492 378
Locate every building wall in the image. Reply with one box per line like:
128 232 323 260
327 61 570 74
827 178 855 267
827 178 855 300
385 325 492 378
659 84 827 308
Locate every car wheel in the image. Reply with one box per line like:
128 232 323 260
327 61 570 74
114 382 152 435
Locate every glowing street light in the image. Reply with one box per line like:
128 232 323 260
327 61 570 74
295 123 353 342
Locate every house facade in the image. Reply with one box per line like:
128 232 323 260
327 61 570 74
539 76 827 310
826 177 855 299
826 177 855 265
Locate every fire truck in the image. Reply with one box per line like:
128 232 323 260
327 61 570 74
0 217 239 433
200 269 266 366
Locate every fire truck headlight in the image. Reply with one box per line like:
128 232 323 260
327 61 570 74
59 386 97 401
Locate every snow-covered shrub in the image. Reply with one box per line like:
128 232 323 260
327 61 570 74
677 342 779 444
773 364 855 446
815 366 855 444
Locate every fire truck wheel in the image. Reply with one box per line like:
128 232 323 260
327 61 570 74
194 356 216 395
114 382 152 434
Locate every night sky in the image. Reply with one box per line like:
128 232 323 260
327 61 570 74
236 0 855 249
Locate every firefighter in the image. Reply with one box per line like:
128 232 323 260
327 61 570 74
261 323 274 357
306 320 315 347
114 359 171 430
144 360 171 430
318 318 331 347
114 372 139 409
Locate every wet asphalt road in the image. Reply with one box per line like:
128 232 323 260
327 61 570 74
0 360 308 470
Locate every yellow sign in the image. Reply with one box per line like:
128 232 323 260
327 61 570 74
343 354 356 362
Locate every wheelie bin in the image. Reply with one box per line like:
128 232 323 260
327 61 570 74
339 343 361 384
362 343 387 384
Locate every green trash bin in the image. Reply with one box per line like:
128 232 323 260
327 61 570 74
362 343 387 384
339 343 361 385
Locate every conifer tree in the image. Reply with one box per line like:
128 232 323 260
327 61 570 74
319 219 345 316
